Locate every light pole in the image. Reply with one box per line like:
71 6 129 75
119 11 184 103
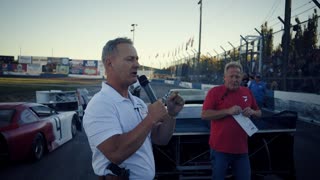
197 0 202 63
130 24 138 44
240 35 249 72
255 28 264 73
195 0 202 81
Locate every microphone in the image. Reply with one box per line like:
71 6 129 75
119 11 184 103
138 75 157 103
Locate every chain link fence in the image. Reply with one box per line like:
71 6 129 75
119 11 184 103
169 11 319 94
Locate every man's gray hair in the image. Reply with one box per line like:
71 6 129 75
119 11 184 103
224 61 243 74
101 37 133 65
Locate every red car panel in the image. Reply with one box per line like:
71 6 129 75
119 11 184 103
0 102 56 161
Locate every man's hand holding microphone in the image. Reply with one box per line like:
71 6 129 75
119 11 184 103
138 75 184 126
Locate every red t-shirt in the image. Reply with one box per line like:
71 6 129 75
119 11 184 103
202 85 259 154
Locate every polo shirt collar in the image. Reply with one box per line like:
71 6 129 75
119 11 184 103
128 92 144 109
101 82 144 108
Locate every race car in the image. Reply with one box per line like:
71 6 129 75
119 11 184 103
0 102 80 162
129 80 142 97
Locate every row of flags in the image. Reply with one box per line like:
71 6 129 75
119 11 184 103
154 37 195 59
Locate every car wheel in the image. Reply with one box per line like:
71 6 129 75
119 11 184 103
32 133 45 161
71 116 78 137
74 113 82 132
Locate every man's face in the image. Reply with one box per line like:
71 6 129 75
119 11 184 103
110 43 140 86
224 66 242 91
255 76 261 82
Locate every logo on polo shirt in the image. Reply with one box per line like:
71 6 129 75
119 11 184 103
242 96 248 102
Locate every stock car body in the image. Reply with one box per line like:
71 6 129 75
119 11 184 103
0 102 80 162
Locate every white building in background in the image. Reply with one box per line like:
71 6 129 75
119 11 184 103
138 69 154 79
31 56 48 66
98 61 105 78
18 56 32 64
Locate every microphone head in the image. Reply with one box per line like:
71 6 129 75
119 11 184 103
138 75 149 87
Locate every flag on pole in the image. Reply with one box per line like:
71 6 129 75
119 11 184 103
191 37 194 47
186 37 191 50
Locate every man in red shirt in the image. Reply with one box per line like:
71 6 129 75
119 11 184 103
202 61 261 180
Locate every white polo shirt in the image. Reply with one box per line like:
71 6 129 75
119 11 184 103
83 82 155 180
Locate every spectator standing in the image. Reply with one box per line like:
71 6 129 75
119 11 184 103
202 61 261 180
249 73 267 108
241 73 249 87
247 74 254 88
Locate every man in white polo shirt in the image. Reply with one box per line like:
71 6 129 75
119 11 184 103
83 37 184 180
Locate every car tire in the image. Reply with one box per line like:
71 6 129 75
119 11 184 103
71 115 78 138
32 133 45 161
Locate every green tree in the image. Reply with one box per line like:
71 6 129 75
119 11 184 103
294 9 319 56
260 22 274 60
303 9 318 52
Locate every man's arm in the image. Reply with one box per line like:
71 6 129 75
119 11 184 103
151 92 184 145
202 105 242 121
242 107 262 118
202 109 230 121
252 109 262 118
97 100 167 165
151 114 176 145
